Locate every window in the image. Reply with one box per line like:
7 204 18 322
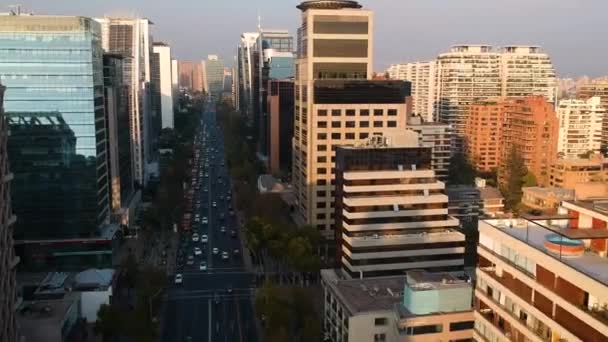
360 109 369 116
374 318 388 326
317 179 327 185
313 39 368 58
374 109 383 116
409 324 443 335
317 168 327 174
360 121 369 128
359 133 369 139
331 133 341 139
388 109 397 116
450 321 475 332
346 133 355 139
373 121 383 128
317 145 327 151
318 121 327 128
331 121 341 128
346 109 356 116
331 109 341 116
316 213 326 220
316 190 325 197
318 109 327 116
317 156 327 162
387 121 397 127
318 133 327 140
373 333 386 342
346 121 356 128
317 202 327 208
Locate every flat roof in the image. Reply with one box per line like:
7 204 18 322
523 186 574 198
483 218 608 286
322 269 404 314
479 186 503 200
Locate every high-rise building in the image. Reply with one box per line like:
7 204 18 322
203 55 225 99
0 83 19 342
236 32 260 116
387 61 436 122
178 61 204 92
557 96 605 159
103 54 135 221
96 17 153 185
500 46 557 102
152 43 174 129
294 1 416 236
475 215 608 342
464 99 505 172
406 116 452 181
334 134 464 278
577 81 608 154
1 14 116 270
267 79 295 175
171 59 179 108
500 96 559 186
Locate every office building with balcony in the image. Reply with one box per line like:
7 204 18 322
0 14 117 270
321 269 474 342
96 16 153 186
557 96 605 159
475 214 608 342
334 134 464 278
0 83 19 342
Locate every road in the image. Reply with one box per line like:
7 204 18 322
161 104 258 342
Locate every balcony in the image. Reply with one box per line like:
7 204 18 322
343 169 434 181
343 229 464 247
343 217 459 232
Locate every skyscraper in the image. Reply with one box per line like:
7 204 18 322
557 96 605 159
152 43 175 129
293 0 412 236
96 16 153 185
0 14 114 269
236 32 260 116
0 83 19 342
203 55 225 99
178 61 204 92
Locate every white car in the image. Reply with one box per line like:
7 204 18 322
212 202 217 207
201 234 208 243
220 226 226 233
194 247 202 256
199 261 207 271
221 252 229 260
192 234 199 242
174 274 183 284
202 217 208 224
212 248 219 255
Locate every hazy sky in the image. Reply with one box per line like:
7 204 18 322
13 0 608 77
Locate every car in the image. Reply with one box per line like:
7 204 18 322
199 261 207 271
194 217 200 223
222 251 229 260
203 188 208 192
192 234 199 242
226 286 233 294
213 248 219 255
212 202 217 207
194 247 202 256
233 249 240 255
202 217 208 224
201 234 208 243
226 196 231 202
230 230 236 238
220 226 226 233
174 274 183 284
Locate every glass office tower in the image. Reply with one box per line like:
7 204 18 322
0 15 110 243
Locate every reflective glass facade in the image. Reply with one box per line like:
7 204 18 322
0 16 109 240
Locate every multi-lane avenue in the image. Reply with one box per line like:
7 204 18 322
161 105 258 342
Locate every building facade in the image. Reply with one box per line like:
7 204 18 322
577 81 608 154
203 55 225 99
0 83 19 342
557 96 605 159
235 32 260 116
178 60 204 92
334 136 464 278
465 99 504 172
267 79 295 175
406 116 451 181
386 61 436 122
475 216 608 342
152 43 174 129
96 17 153 185
549 155 608 188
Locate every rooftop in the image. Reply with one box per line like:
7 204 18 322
482 218 608 286
479 186 503 201
523 186 575 199
297 0 362 11
322 269 404 314
564 199 608 219
17 293 80 342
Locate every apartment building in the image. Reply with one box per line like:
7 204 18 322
235 32 260 116
386 62 436 122
475 214 608 342
501 96 559 186
578 81 608 153
549 155 608 188
152 43 174 129
203 55 225 99
178 60 204 92
293 1 416 235
557 96 605 159
97 17 153 185
0 83 19 342
321 269 474 342
500 46 557 102
465 99 504 173
334 134 464 278
406 116 451 181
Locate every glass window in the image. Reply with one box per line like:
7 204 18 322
331 121 341 128
374 109 384 116
388 109 398 116
331 109 341 116
331 133 341 139
318 109 327 116
387 121 397 127
360 121 369 128
345 109 356 116
360 109 370 116
373 121 383 128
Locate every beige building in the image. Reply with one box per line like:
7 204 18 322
522 187 575 212
549 154 608 188
293 0 411 235
557 96 605 159
475 214 608 342
321 269 474 342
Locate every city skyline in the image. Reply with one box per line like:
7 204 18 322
10 0 608 76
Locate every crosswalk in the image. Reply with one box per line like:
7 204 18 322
166 287 256 301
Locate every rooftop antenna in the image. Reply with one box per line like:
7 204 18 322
257 10 262 32
8 4 23 15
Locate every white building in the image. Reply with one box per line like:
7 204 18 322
557 96 605 159
152 43 174 129
387 61 436 122
171 59 179 108
406 116 452 181
500 45 557 102
235 32 259 115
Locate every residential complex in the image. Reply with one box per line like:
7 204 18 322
152 43 175 129
406 116 451 181
549 154 608 188
578 81 608 153
557 96 605 159
475 213 608 342
203 55 225 99
334 135 464 278
178 60 204 92
465 99 504 173
387 61 436 122
0 83 19 342
97 16 153 185
321 269 474 342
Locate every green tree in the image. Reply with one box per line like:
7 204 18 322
522 171 537 187
448 154 476 185
500 146 528 210
94 304 124 342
